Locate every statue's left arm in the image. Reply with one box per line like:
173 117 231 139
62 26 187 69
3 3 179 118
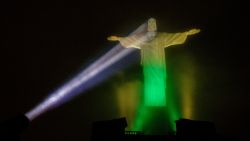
161 29 200 48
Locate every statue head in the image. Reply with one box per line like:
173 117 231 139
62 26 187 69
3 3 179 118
147 18 157 32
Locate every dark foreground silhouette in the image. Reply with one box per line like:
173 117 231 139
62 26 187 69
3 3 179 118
0 115 235 141
91 118 234 141
0 114 30 141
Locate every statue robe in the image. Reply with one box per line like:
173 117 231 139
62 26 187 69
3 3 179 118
120 32 190 106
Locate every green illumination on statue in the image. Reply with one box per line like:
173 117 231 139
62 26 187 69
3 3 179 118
143 64 166 106
108 18 200 132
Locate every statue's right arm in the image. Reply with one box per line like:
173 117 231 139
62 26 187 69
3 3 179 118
107 35 141 49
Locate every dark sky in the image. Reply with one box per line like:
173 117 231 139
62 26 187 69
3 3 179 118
1 0 249 141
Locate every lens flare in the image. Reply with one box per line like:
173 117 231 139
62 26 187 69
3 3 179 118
25 22 148 121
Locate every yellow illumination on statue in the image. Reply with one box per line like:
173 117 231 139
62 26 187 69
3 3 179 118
108 18 200 106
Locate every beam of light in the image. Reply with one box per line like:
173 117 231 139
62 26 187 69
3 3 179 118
178 54 196 119
115 79 141 130
163 53 197 132
25 22 148 121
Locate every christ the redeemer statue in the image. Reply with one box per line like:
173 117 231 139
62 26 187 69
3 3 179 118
108 18 200 106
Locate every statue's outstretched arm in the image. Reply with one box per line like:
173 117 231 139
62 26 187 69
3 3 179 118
107 35 141 49
107 36 123 41
186 29 200 35
162 28 200 48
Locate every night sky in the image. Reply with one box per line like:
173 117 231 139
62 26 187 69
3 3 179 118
1 0 249 141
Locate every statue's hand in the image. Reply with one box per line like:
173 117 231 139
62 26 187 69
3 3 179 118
107 36 122 41
187 29 201 35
